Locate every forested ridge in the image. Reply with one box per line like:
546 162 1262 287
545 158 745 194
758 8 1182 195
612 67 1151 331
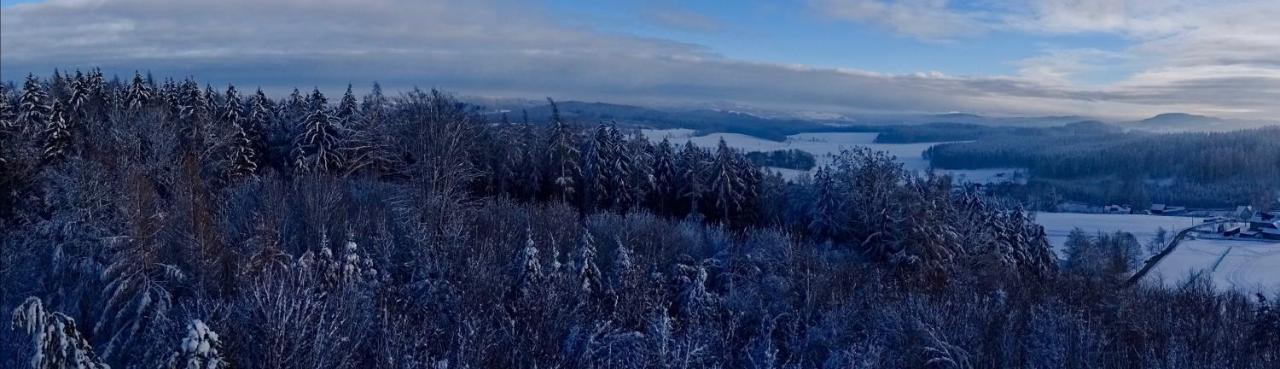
925 124 1280 208
1 71 1278 369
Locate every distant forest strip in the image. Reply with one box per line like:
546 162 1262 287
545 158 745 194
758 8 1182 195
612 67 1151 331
745 149 816 170
926 126 1280 207
492 101 1096 144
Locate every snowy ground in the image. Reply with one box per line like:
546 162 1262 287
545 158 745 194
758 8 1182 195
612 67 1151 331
1148 239 1280 293
1033 212 1280 292
640 129 1022 183
1033 212 1203 253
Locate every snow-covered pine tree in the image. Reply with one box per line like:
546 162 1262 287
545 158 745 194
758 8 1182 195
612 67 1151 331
339 85 394 177
336 84 359 127
0 86 12 168
225 116 259 181
609 236 637 293
678 141 708 215
243 89 272 162
11 297 110 369
515 122 542 199
165 320 228 369
293 89 343 173
572 227 603 299
48 69 69 102
708 139 745 224
283 88 305 120
42 102 72 162
68 70 91 113
545 98 580 203
0 85 15 132
674 263 717 321
360 82 387 123
731 147 761 224
585 123 614 210
513 227 544 299
808 166 842 239
176 80 211 149
202 84 220 119
126 71 152 111
308 232 379 290
623 133 654 212
605 124 635 210
220 85 243 127
88 68 107 103
18 74 52 136
650 138 678 213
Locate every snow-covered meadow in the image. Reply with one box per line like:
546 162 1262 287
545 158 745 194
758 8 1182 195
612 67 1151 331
1033 212 1202 252
1033 212 1280 292
640 129 1021 183
1149 239 1280 293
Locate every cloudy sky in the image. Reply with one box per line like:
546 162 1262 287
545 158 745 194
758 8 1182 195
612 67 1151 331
2 0 1278 120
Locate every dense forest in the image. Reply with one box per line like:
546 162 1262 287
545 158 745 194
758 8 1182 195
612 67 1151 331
925 124 1280 208
1 71 1278 369
744 149 816 171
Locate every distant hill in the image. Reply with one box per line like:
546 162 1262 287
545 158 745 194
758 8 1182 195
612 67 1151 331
1128 113 1279 133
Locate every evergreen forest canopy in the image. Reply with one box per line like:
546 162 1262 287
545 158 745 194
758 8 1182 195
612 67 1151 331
0 71 1278 369
925 124 1280 208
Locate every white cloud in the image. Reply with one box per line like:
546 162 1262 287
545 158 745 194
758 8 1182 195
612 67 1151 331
808 0 989 40
644 6 724 33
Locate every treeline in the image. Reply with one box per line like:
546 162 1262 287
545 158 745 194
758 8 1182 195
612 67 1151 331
0 71 1278 368
925 125 1280 208
744 149 816 171
492 101 875 142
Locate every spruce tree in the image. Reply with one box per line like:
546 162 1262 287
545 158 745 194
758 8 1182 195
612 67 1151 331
545 98 580 203
586 123 614 210
42 102 72 162
336 84 359 126
18 74 52 135
572 228 603 299
708 139 745 224
126 71 152 111
293 88 343 173
225 119 259 181
88 68 107 102
623 131 652 211
165 320 229 369
651 138 678 213
11 297 110 369
202 84 220 118
0 85 15 132
360 82 387 123
245 89 272 161
678 141 708 215
220 85 243 126
68 70 91 112
513 227 543 299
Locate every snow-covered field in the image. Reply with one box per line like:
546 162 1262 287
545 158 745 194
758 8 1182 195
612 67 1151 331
1149 239 1280 292
1032 212 1280 292
640 129 1022 183
1033 212 1202 253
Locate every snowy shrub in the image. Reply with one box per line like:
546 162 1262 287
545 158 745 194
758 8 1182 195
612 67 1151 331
11 297 109 369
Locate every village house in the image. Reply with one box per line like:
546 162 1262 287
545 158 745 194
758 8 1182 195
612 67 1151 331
1149 204 1186 215
1247 211 1280 240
